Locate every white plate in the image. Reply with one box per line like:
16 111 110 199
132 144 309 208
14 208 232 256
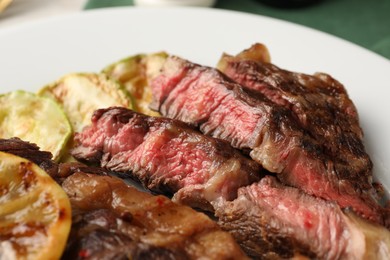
0 7 389 195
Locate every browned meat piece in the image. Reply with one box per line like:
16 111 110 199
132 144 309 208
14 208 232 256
215 176 390 260
61 172 248 260
62 208 181 260
149 56 386 226
71 107 262 211
0 138 248 259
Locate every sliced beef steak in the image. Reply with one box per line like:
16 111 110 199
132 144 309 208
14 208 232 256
150 56 386 226
215 176 390 259
71 107 262 211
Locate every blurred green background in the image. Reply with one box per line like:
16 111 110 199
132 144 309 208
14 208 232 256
85 0 390 59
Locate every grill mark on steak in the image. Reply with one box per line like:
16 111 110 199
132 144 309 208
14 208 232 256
149 56 386 226
0 138 248 259
71 107 262 211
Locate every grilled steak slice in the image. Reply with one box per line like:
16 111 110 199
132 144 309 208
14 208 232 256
215 176 390 259
0 138 248 259
71 107 262 211
149 56 385 225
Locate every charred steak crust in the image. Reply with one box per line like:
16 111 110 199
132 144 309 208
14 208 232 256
150 56 385 225
71 107 262 211
62 209 181 260
216 204 317 259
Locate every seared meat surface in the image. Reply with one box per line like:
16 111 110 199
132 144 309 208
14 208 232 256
150 56 386 226
71 107 262 211
62 208 179 260
0 138 248 260
62 172 247 260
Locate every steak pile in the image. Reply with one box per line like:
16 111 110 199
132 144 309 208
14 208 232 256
71 107 390 259
149 55 387 226
0 138 247 259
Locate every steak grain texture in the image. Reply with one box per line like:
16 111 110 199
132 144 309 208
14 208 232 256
71 107 262 211
150 56 386 226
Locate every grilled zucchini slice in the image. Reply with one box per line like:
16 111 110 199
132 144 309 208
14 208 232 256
0 151 72 260
38 73 134 133
0 90 72 161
